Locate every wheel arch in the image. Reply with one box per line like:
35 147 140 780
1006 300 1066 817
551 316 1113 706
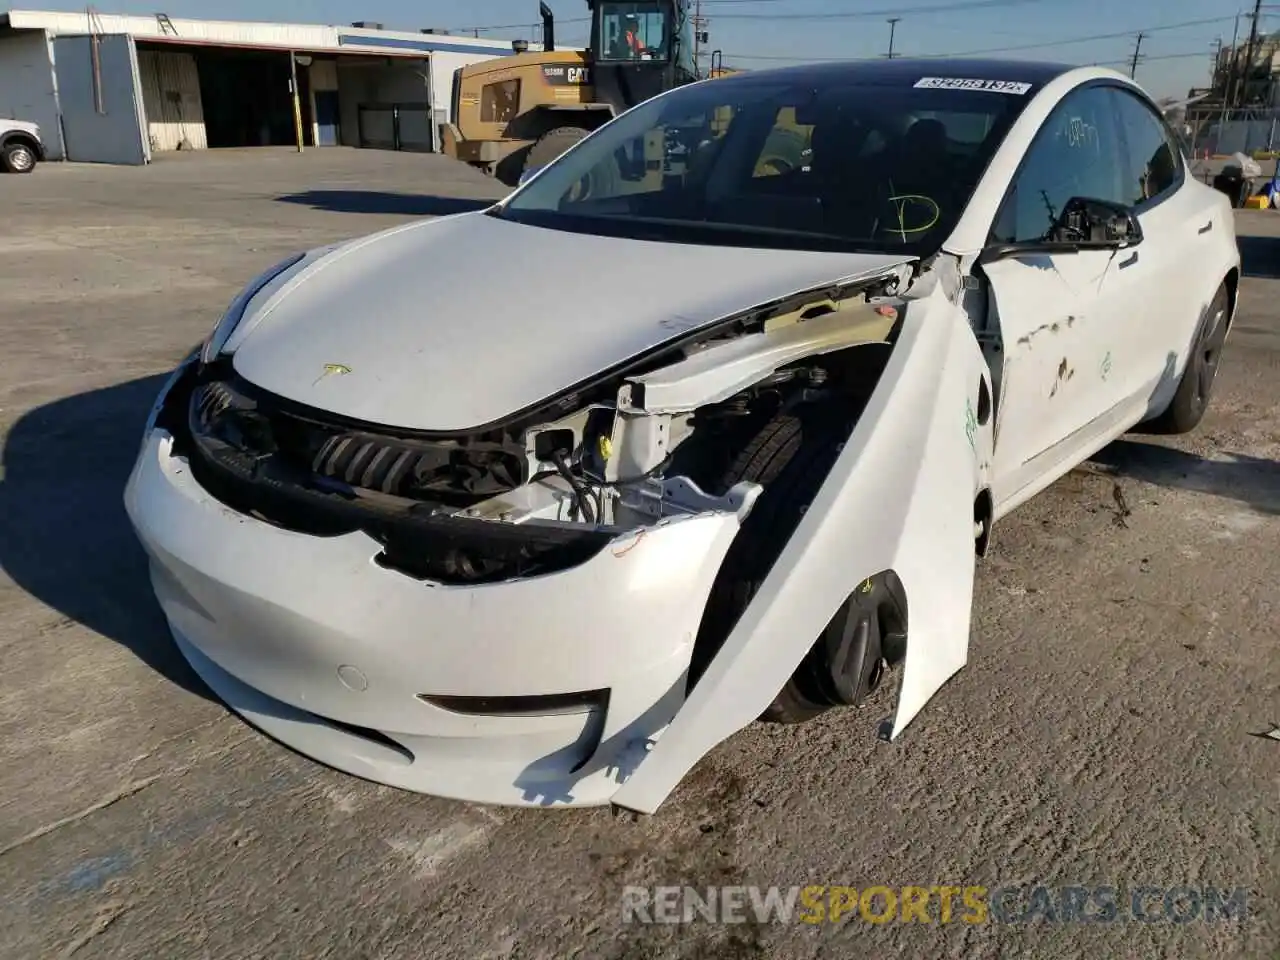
1223 266 1239 333
610 303 986 815
1 131 42 156
508 104 614 142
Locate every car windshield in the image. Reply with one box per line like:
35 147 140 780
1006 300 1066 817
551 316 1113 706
495 74 1034 255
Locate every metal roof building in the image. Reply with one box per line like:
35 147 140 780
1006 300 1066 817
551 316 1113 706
0 9 547 163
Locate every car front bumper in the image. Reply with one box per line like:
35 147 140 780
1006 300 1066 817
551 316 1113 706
124 378 748 808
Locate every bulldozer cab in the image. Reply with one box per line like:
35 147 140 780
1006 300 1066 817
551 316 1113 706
589 0 697 114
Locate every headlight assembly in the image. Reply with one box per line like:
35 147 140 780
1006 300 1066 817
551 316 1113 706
200 252 306 365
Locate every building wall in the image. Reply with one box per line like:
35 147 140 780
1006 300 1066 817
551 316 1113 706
48 34 149 164
6 9 547 59
336 59 433 150
307 57 338 146
0 29 64 159
137 48 207 151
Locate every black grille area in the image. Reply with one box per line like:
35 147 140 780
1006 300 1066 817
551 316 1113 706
191 378 527 507
173 371 614 584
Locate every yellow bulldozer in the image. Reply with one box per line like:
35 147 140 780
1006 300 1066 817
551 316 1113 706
440 0 704 185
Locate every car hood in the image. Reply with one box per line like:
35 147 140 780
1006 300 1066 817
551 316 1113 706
229 211 915 432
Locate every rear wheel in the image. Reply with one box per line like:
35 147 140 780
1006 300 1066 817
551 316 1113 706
689 407 903 724
2 140 37 174
1144 283 1230 434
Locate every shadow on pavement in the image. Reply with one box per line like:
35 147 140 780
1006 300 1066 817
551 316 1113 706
0 374 214 701
1236 234 1280 280
1091 439 1280 516
275 191 498 217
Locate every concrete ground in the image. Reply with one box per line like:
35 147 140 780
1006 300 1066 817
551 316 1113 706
0 148 1276 960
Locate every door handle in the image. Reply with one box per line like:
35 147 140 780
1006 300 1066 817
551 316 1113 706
1119 251 1139 268
1198 221 1213 234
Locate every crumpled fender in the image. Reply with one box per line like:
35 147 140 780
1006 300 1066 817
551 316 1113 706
610 299 994 815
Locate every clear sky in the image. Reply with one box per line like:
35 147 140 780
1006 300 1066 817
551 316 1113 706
12 0 1267 97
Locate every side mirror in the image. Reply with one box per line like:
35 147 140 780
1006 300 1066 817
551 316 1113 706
979 195 1142 265
1050 196 1143 247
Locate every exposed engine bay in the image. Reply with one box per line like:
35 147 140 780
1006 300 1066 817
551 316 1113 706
165 265 913 588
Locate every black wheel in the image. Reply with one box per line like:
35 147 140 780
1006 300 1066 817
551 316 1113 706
2 140 37 174
493 145 531 187
1144 283 1230 435
525 126 589 173
689 407 902 725
523 126 617 199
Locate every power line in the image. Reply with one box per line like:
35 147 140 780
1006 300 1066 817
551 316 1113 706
726 47 1223 67
725 12 1238 61
916 14 1239 58
445 17 589 34
1094 49 1226 68
710 0 1057 20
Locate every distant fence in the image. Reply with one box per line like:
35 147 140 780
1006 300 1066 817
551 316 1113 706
356 102 436 153
1185 106 1280 158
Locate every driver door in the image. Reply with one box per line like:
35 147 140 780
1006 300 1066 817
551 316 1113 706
980 85 1136 510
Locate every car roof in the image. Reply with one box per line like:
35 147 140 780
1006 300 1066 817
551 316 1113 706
711 57 1077 91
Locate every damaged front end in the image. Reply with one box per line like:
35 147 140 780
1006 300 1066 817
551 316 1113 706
136 257 966 812
160 261 916 588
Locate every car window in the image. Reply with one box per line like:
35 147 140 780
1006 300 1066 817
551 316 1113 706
991 86 1128 244
499 76 1035 255
752 106 814 178
1109 87 1184 206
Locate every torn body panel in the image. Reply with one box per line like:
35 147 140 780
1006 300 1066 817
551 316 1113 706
129 259 924 810
610 297 993 815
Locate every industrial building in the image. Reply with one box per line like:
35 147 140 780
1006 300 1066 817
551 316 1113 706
0 8 545 163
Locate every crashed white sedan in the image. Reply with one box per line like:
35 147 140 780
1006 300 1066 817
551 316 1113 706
126 58 1239 815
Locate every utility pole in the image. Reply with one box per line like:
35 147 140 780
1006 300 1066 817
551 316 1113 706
1241 0 1264 107
693 0 703 73
1226 12 1242 107
689 0 711 76
885 17 901 59
1128 32 1144 79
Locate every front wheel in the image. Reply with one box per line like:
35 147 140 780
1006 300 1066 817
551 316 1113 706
1143 283 1230 434
2 141 37 173
689 408 902 725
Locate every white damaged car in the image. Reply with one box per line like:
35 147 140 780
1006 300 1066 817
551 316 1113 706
125 58 1240 815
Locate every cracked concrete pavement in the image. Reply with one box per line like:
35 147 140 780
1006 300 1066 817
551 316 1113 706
0 149 1276 960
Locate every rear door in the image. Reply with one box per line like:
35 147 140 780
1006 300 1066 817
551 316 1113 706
52 34 150 165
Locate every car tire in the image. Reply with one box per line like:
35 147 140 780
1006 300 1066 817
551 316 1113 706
2 140 38 174
1144 283 1231 435
690 407 897 725
523 126 619 199
524 126 590 173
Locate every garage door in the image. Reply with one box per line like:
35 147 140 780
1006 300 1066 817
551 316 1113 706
52 34 150 165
